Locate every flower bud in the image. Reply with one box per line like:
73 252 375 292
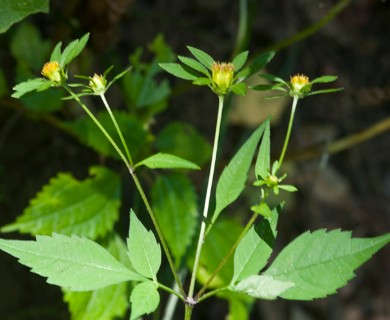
290 74 311 97
89 74 107 94
211 62 234 95
41 61 62 84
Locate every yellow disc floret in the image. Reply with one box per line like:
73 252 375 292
89 74 107 94
211 62 234 95
290 74 311 97
41 61 62 83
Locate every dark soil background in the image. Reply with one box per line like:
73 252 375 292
0 0 389 319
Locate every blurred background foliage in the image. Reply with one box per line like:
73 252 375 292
0 0 389 319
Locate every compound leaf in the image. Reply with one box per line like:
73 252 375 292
264 230 390 300
1 166 121 240
64 235 131 320
232 275 294 300
130 282 159 320
0 0 49 34
0 233 141 291
127 210 161 280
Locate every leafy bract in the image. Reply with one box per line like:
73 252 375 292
0 233 141 291
232 275 294 300
60 33 89 68
64 235 131 320
187 46 214 69
231 209 278 284
127 210 161 280
264 230 390 300
232 51 249 72
1 166 121 239
236 51 276 80
210 122 267 228
130 282 160 320
12 78 52 98
255 118 271 180
65 111 149 161
158 63 198 80
0 0 49 33
135 153 200 170
151 174 198 264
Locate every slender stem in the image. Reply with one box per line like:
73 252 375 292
99 93 133 166
278 96 298 169
157 282 184 301
64 85 184 297
188 95 225 300
195 212 258 300
162 269 187 320
197 286 229 303
184 305 192 320
232 0 250 57
63 85 131 169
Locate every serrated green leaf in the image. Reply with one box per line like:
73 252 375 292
187 46 214 69
60 33 90 68
135 153 200 170
232 275 294 300
264 230 390 300
230 82 247 96
130 282 159 320
255 118 270 180
310 75 338 84
155 122 212 166
210 123 267 227
0 0 49 34
12 78 52 98
232 220 275 284
1 166 121 240
127 210 161 280
178 56 210 77
159 63 198 80
64 111 149 161
0 233 141 291
232 51 249 72
64 235 131 320
151 174 198 264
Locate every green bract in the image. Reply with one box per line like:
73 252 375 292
252 73 343 99
12 33 90 98
159 46 275 97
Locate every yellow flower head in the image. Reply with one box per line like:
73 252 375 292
41 61 62 83
89 74 107 94
211 62 234 95
290 74 311 96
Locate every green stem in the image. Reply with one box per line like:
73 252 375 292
197 286 229 303
64 85 184 298
99 93 133 166
278 96 298 169
63 85 131 170
232 0 250 57
195 211 258 300
188 95 225 300
184 305 192 320
131 173 185 297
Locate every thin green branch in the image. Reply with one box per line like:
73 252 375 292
99 93 133 166
278 96 298 169
62 85 131 170
195 212 258 301
131 173 185 297
188 95 225 300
